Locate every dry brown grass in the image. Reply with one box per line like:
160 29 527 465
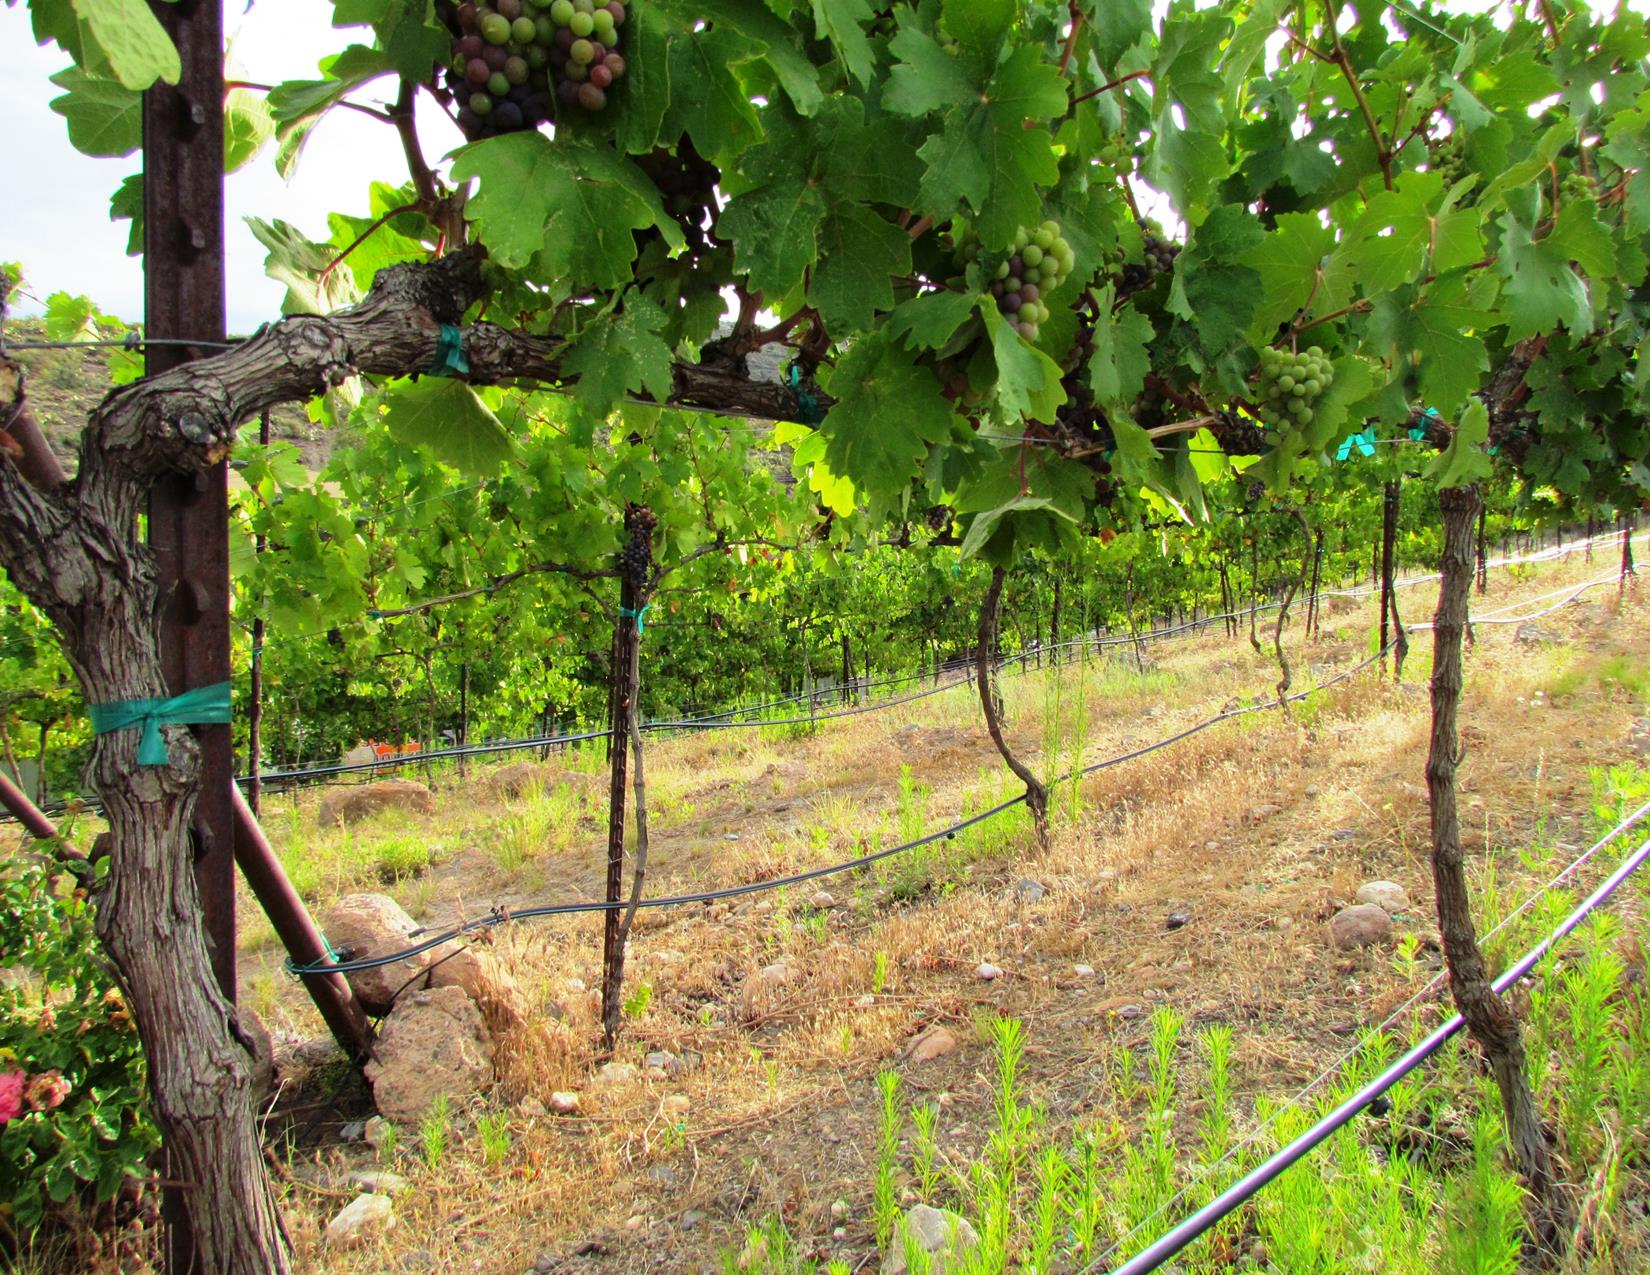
238 554 1650 1273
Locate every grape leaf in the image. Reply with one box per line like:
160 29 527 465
982 305 1065 425
818 333 960 496
224 87 274 174
809 205 910 334
108 173 142 256
717 184 828 300
246 218 361 315
887 291 978 352
810 0 876 84
1495 214 1593 339
47 68 140 157
1300 355 1381 452
562 296 676 416
613 3 671 154
1242 213 1334 342
451 135 682 287
1425 398 1494 489
1086 300 1154 406
379 378 518 478
73 0 180 89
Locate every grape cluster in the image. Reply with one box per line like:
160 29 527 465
634 140 720 252
1428 136 1466 188
954 220 1075 343
1119 222 1179 292
620 503 656 590
436 0 628 139
1560 171 1593 206
1256 345 1334 432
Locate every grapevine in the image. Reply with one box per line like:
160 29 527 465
619 502 657 591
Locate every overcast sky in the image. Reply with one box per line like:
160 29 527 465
0 0 464 330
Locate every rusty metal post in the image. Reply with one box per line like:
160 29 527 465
231 787 375 1061
143 0 233 1005
143 5 229 1272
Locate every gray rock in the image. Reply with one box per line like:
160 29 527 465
321 892 481 1016
1355 881 1411 914
902 1026 958 1063
645 1050 684 1079
339 1120 367 1142
1515 622 1558 646
975 962 1004 981
680 1209 706 1231
1330 903 1393 951
363 1116 392 1148
1165 910 1192 931
325 1193 396 1248
592 1062 639 1086
1013 879 1046 904
1628 718 1650 758
1331 828 1358 843
882 1204 981 1274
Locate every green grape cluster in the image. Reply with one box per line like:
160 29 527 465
1428 135 1466 187
955 221 1075 343
1560 171 1593 205
1257 345 1334 434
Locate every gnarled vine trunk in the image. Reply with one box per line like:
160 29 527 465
977 567 1048 848
1427 485 1566 1252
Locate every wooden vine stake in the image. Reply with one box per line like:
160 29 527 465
601 503 655 1047
977 568 1048 850
1426 485 1567 1250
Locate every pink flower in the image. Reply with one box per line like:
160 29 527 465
24 1070 69 1113
0 1070 24 1125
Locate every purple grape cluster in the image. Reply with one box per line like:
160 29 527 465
620 503 656 589
953 220 1075 343
437 0 628 139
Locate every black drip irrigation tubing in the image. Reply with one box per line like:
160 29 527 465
1097 800 1650 1275
285 643 1392 978
11 526 1633 823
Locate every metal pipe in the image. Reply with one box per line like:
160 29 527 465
231 786 374 1062
0 767 77 852
1104 829 1650 1275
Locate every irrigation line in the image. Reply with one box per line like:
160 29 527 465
1087 793 1650 1271
1100 805 1650 1275
286 645 1391 978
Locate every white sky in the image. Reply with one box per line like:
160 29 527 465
0 0 464 330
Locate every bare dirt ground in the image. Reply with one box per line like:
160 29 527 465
238 545 1650 1274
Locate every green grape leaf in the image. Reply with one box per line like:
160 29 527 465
1243 213 1335 342
1425 398 1494 489
1086 299 1154 406
810 0 876 84
223 87 275 174
818 332 960 496
982 305 1065 425
1495 214 1593 339
613 4 671 154
379 378 518 478
73 0 180 89
47 68 140 157
451 135 681 286
887 291 978 352
266 46 395 179
108 173 143 256
246 218 362 315
808 204 910 334
562 296 676 416
718 184 828 300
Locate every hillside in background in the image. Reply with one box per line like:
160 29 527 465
7 317 332 474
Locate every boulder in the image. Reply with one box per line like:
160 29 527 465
325 1193 395 1248
902 1026 958 1064
318 779 434 828
1355 881 1411 914
882 1205 980 1275
364 985 493 1122
322 893 445 1015
488 760 558 800
1329 903 1392 951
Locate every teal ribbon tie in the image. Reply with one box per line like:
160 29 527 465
620 603 652 634
89 681 233 766
786 363 826 426
429 324 470 378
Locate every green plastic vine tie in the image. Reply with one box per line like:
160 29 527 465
620 603 652 634
88 681 232 766
787 363 826 426
284 932 342 976
429 324 470 378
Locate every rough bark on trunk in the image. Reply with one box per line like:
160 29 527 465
601 576 638 1048
609 607 650 1039
1304 529 1324 641
1477 504 1489 592
1218 557 1235 638
1623 511 1638 588
977 568 1048 848
841 632 852 704
1248 540 1264 654
1427 485 1566 1250
1050 578 1061 666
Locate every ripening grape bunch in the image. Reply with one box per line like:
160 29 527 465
436 0 628 140
1120 223 1179 291
620 503 656 589
954 221 1075 343
1257 345 1334 431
